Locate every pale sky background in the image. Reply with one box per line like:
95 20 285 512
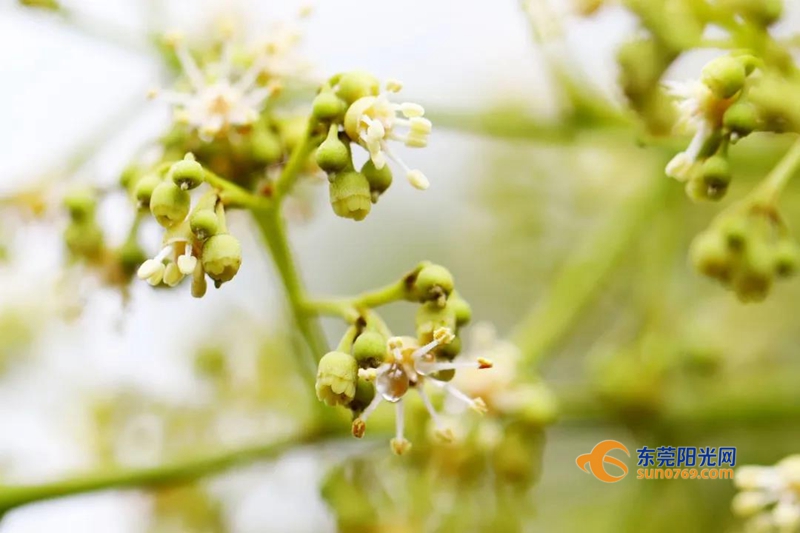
0 0 778 531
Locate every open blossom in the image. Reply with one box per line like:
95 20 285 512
252 18 315 82
664 78 738 181
353 327 492 455
732 456 800 531
344 80 432 190
150 31 284 142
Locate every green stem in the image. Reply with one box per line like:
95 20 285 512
336 325 359 352
303 278 410 324
203 170 273 211
752 136 800 206
273 119 323 201
0 430 322 515
252 207 328 378
513 173 670 368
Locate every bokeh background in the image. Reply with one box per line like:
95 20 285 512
4 0 800 531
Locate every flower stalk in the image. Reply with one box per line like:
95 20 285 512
0 429 326 515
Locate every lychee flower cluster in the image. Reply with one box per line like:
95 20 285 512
62 187 148 291
690 202 800 302
132 154 242 296
63 188 104 264
311 71 432 221
150 18 312 143
732 456 800 531
314 263 492 455
665 54 760 201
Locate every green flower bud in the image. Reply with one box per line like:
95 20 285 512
63 188 97 222
690 231 732 281
416 302 456 342
415 264 455 301
134 173 163 209
617 38 673 99
150 181 191 228
723 102 759 138
335 71 380 105
361 159 393 199
733 269 772 303
276 116 308 153
329 171 371 221
434 335 461 361
64 221 104 260
312 90 346 122
120 164 140 189
316 126 351 173
697 155 732 201
189 209 219 241
720 216 750 252
118 240 147 277
701 56 746 99
448 294 472 326
315 351 358 407
168 153 205 190
774 240 800 278
349 378 376 414
250 127 283 165
352 331 386 368
740 0 783 26
734 241 773 302
201 234 242 287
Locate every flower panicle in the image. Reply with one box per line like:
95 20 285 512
133 154 242 296
311 71 434 221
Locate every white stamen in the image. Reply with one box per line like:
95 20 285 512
360 391 383 422
400 103 424 118
177 251 197 276
394 399 405 442
430 379 488 413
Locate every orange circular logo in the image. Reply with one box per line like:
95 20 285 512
576 440 630 483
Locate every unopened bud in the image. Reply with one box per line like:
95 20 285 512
169 153 204 190
150 181 191 228
702 56 746 99
315 351 358 407
329 171 371 221
201 234 242 286
335 71 380 105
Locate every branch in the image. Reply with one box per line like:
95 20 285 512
0 429 324 515
513 172 670 367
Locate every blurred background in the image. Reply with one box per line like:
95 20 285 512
4 0 800 532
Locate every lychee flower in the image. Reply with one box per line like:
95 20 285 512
137 237 198 287
315 351 358 407
343 80 432 190
664 80 719 182
732 456 800 530
352 327 492 455
663 77 739 181
251 16 315 83
150 31 281 142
